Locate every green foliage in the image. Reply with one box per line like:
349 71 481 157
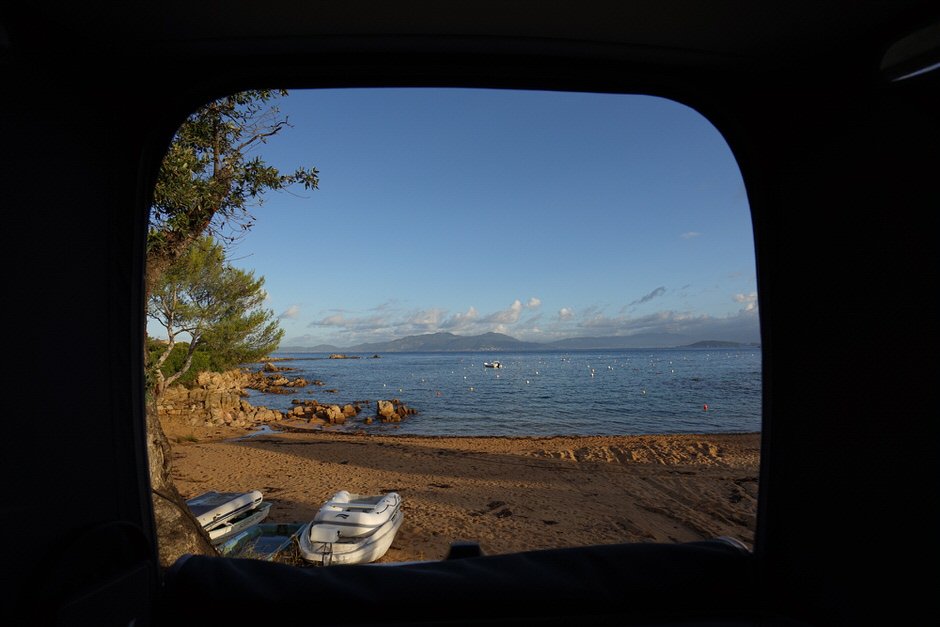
147 339 211 388
148 90 318 261
148 236 284 390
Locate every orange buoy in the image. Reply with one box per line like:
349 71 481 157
703 404 709 411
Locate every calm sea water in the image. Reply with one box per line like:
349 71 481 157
242 349 762 437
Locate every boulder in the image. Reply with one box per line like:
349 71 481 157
157 369 286 431
325 405 346 424
376 400 396 420
376 399 417 423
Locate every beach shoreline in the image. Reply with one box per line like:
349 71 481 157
165 419 760 564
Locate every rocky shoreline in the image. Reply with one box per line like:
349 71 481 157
156 364 416 433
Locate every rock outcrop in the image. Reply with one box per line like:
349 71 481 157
245 369 313 393
158 369 419 432
157 369 285 429
375 399 418 423
289 399 365 424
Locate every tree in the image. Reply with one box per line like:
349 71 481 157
145 90 317 566
147 89 318 293
148 236 284 396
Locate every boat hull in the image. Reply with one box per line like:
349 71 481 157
298 505 403 566
186 490 264 528
207 501 272 545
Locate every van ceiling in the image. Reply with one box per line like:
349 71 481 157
3 1 936 74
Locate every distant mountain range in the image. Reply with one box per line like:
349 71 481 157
279 332 759 353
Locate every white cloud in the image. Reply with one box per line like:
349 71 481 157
292 299 761 347
279 304 301 320
318 313 347 326
456 306 478 321
486 299 524 324
313 313 390 331
442 306 479 332
407 308 446 327
292 288 763 347
733 292 759 312
680 231 701 239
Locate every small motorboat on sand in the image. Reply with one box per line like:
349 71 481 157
186 490 264 528
298 491 403 566
314 491 401 537
186 490 269 544
206 501 272 545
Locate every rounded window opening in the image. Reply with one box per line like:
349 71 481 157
147 88 761 567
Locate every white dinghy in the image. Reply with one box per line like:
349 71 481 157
206 501 272 545
186 490 264 529
298 491 403 566
314 491 401 537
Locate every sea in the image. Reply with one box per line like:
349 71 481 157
241 348 762 437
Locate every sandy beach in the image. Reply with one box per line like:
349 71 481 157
165 419 761 564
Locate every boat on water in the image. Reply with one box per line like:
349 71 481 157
297 491 403 566
217 522 303 561
483 361 502 368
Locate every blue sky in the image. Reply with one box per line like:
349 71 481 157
153 88 760 348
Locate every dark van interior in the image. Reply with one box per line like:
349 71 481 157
1 2 936 626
